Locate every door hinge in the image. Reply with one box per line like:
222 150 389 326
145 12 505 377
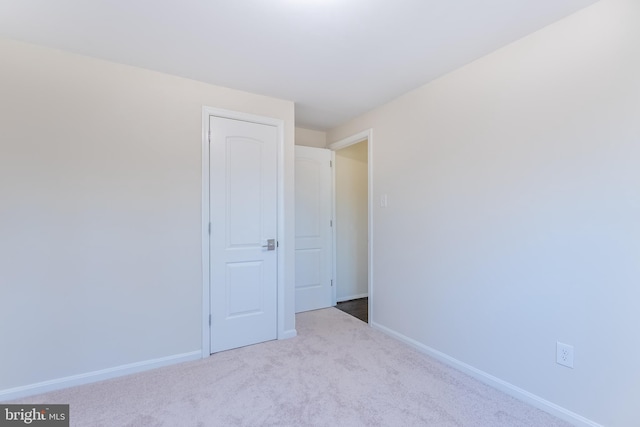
209 314 211 326
208 128 211 142
330 160 333 167
330 220 333 227
208 222 211 234
331 279 333 287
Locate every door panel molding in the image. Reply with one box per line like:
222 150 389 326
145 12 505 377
201 106 287 358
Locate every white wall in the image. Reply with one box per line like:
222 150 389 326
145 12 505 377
295 127 327 148
0 38 296 396
327 0 640 425
335 142 368 302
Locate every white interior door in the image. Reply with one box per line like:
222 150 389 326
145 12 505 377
295 146 333 313
209 116 278 353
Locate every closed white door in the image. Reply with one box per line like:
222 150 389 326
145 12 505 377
209 116 278 353
295 146 333 313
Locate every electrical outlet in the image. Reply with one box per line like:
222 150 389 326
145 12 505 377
556 342 574 368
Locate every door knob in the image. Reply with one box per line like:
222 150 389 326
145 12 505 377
262 239 276 251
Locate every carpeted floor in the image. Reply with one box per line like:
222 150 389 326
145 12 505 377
12 308 570 426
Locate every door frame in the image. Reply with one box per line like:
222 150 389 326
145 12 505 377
201 106 286 358
328 128 374 322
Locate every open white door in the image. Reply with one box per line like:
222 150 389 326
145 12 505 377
295 146 333 313
209 116 278 353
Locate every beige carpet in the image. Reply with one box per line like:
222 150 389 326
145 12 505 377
13 308 570 426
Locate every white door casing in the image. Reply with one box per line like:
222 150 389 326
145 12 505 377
328 129 373 324
208 115 278 353
294 146 333 313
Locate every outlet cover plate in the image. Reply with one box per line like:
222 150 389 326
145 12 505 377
557 342 574 368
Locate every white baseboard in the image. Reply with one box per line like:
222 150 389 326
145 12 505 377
280 329 297 340
0 350 201 402
336 293 368 303
370 322 602 427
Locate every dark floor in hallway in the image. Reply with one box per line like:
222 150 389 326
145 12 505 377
336 297 368 323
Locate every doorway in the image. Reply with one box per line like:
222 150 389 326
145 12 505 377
329 129 373 324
